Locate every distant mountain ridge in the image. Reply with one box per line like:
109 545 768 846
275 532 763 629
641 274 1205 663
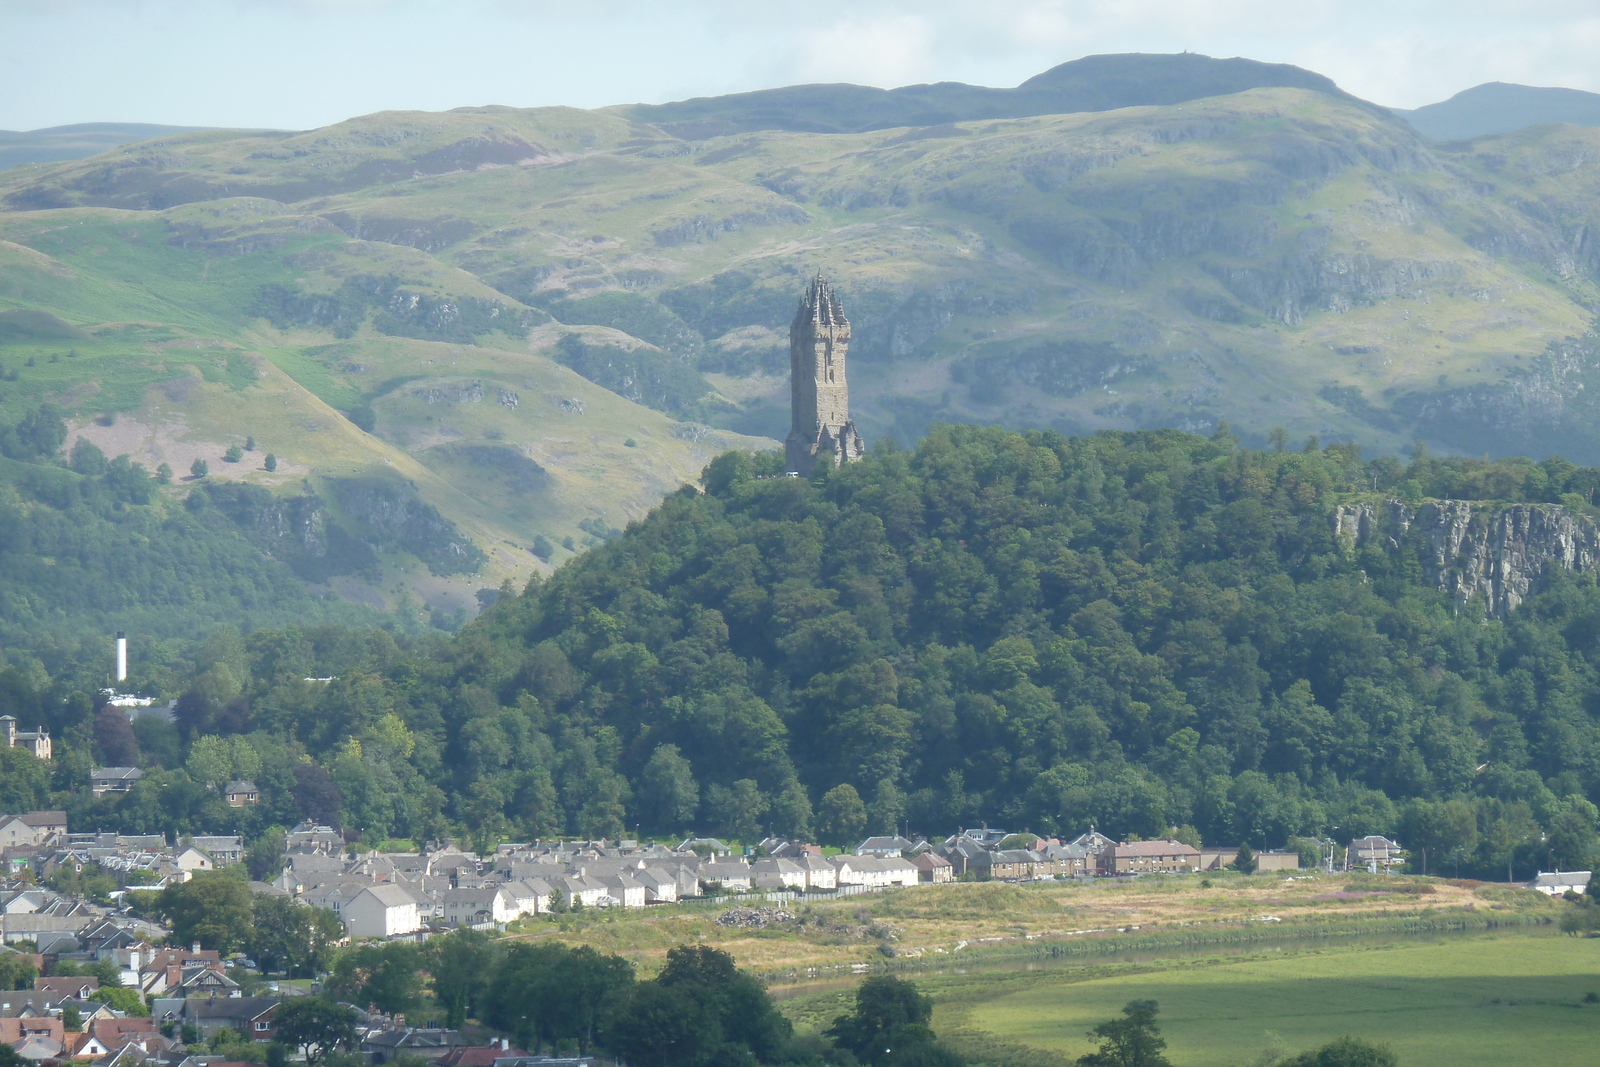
0 122 213 171
621 52 1357 138
1396 82 1600 141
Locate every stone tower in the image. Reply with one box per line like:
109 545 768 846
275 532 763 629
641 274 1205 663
786 275 865 475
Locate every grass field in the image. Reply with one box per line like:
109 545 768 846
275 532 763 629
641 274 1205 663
933 930 1600 1067
499 874 1560 984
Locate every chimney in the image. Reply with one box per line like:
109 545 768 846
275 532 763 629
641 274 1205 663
192 942 201 954
115 633 128 683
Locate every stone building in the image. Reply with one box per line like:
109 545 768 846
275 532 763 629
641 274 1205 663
1 715 51 761
786 275 865 475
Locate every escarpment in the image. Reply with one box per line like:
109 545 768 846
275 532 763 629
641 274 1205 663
1334 499 1600 616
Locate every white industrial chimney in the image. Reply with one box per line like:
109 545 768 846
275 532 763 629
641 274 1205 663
115 632 127 683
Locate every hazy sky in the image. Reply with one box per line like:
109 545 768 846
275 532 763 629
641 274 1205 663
4 0 1599 131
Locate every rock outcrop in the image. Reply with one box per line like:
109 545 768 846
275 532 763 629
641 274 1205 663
1333 499 1600 617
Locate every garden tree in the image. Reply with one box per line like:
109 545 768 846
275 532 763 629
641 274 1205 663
1400 798 1478 876
827 975 938 1065
1077 1000 1172 1067
0 748 49 813
423 928 493 1030
272 997 356 1064
656 946 792 1061
53 958 122 987
771 779 815 839
249 895 343 977
869 779 908 836
0 1041 25 1067
292 762 344 827
602 982 713 1067
818 784 867 846
637 744 699 833
157 870 254 953
1483 801 1541 883
61 1001 81 1032
1558 897 1600 935
708 778 768 841
187 735 238 790
0 950 37 990
246 827 288 880
1279 1036 1399 1067
602 946 788 1067
1233 844 1257 874
485 942 634 1054
93 704 141 766
91 986 146 1016
1545 795 1600 870
330 942 425 1015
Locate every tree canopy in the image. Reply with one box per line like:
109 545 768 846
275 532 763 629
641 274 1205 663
12 426 1600 875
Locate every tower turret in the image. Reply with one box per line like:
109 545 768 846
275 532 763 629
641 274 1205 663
786 275 865 475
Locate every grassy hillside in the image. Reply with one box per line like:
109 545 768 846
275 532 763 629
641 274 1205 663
2 65 1600 615
937 930 1596 1067
0 122 213 171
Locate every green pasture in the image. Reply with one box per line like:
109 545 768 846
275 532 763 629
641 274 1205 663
947 931 1600 1067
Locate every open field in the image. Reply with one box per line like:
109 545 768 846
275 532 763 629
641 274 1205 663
925 930 1600 1067
500 874 1559 980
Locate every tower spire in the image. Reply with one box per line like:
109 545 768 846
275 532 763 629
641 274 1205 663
786 273 865 475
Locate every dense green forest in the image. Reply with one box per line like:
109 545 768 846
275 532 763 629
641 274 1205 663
9 424 1600 879
0 404 389 672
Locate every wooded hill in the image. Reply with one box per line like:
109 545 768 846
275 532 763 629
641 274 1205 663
5 53 1600 618
9 427 1600 879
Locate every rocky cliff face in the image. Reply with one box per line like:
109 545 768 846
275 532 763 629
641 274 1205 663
1334 499 1600 616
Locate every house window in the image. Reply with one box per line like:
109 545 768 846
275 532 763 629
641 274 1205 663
255 1022 271 1031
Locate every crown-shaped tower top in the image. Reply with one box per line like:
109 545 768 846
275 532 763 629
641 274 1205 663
798 274 848 328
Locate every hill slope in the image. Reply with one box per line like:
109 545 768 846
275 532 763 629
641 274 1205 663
0 122 214 171
24 427 1600 882
622 52 1353 138
1399 82 1600 141
3 57 1600 621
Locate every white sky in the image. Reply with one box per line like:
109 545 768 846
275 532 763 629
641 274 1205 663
4 0 1599 131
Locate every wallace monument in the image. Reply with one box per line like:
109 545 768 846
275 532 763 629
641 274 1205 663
785 275 866 475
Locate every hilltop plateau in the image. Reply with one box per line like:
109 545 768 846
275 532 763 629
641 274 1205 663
3 52 1600 622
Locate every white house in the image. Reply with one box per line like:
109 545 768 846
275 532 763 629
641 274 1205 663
89 767 142 797
634 867 679 903
506 878 553 916
1529 871 1592 896
0 812 66 849
599 873 647 908
699 861 753 892
854 836 917 857
342 884 421 939
549 873 609 909
832 856 918 888
441 886 519 926
174 847 214 879
190 836 244 866
797 854 838 890
751 858 807 890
